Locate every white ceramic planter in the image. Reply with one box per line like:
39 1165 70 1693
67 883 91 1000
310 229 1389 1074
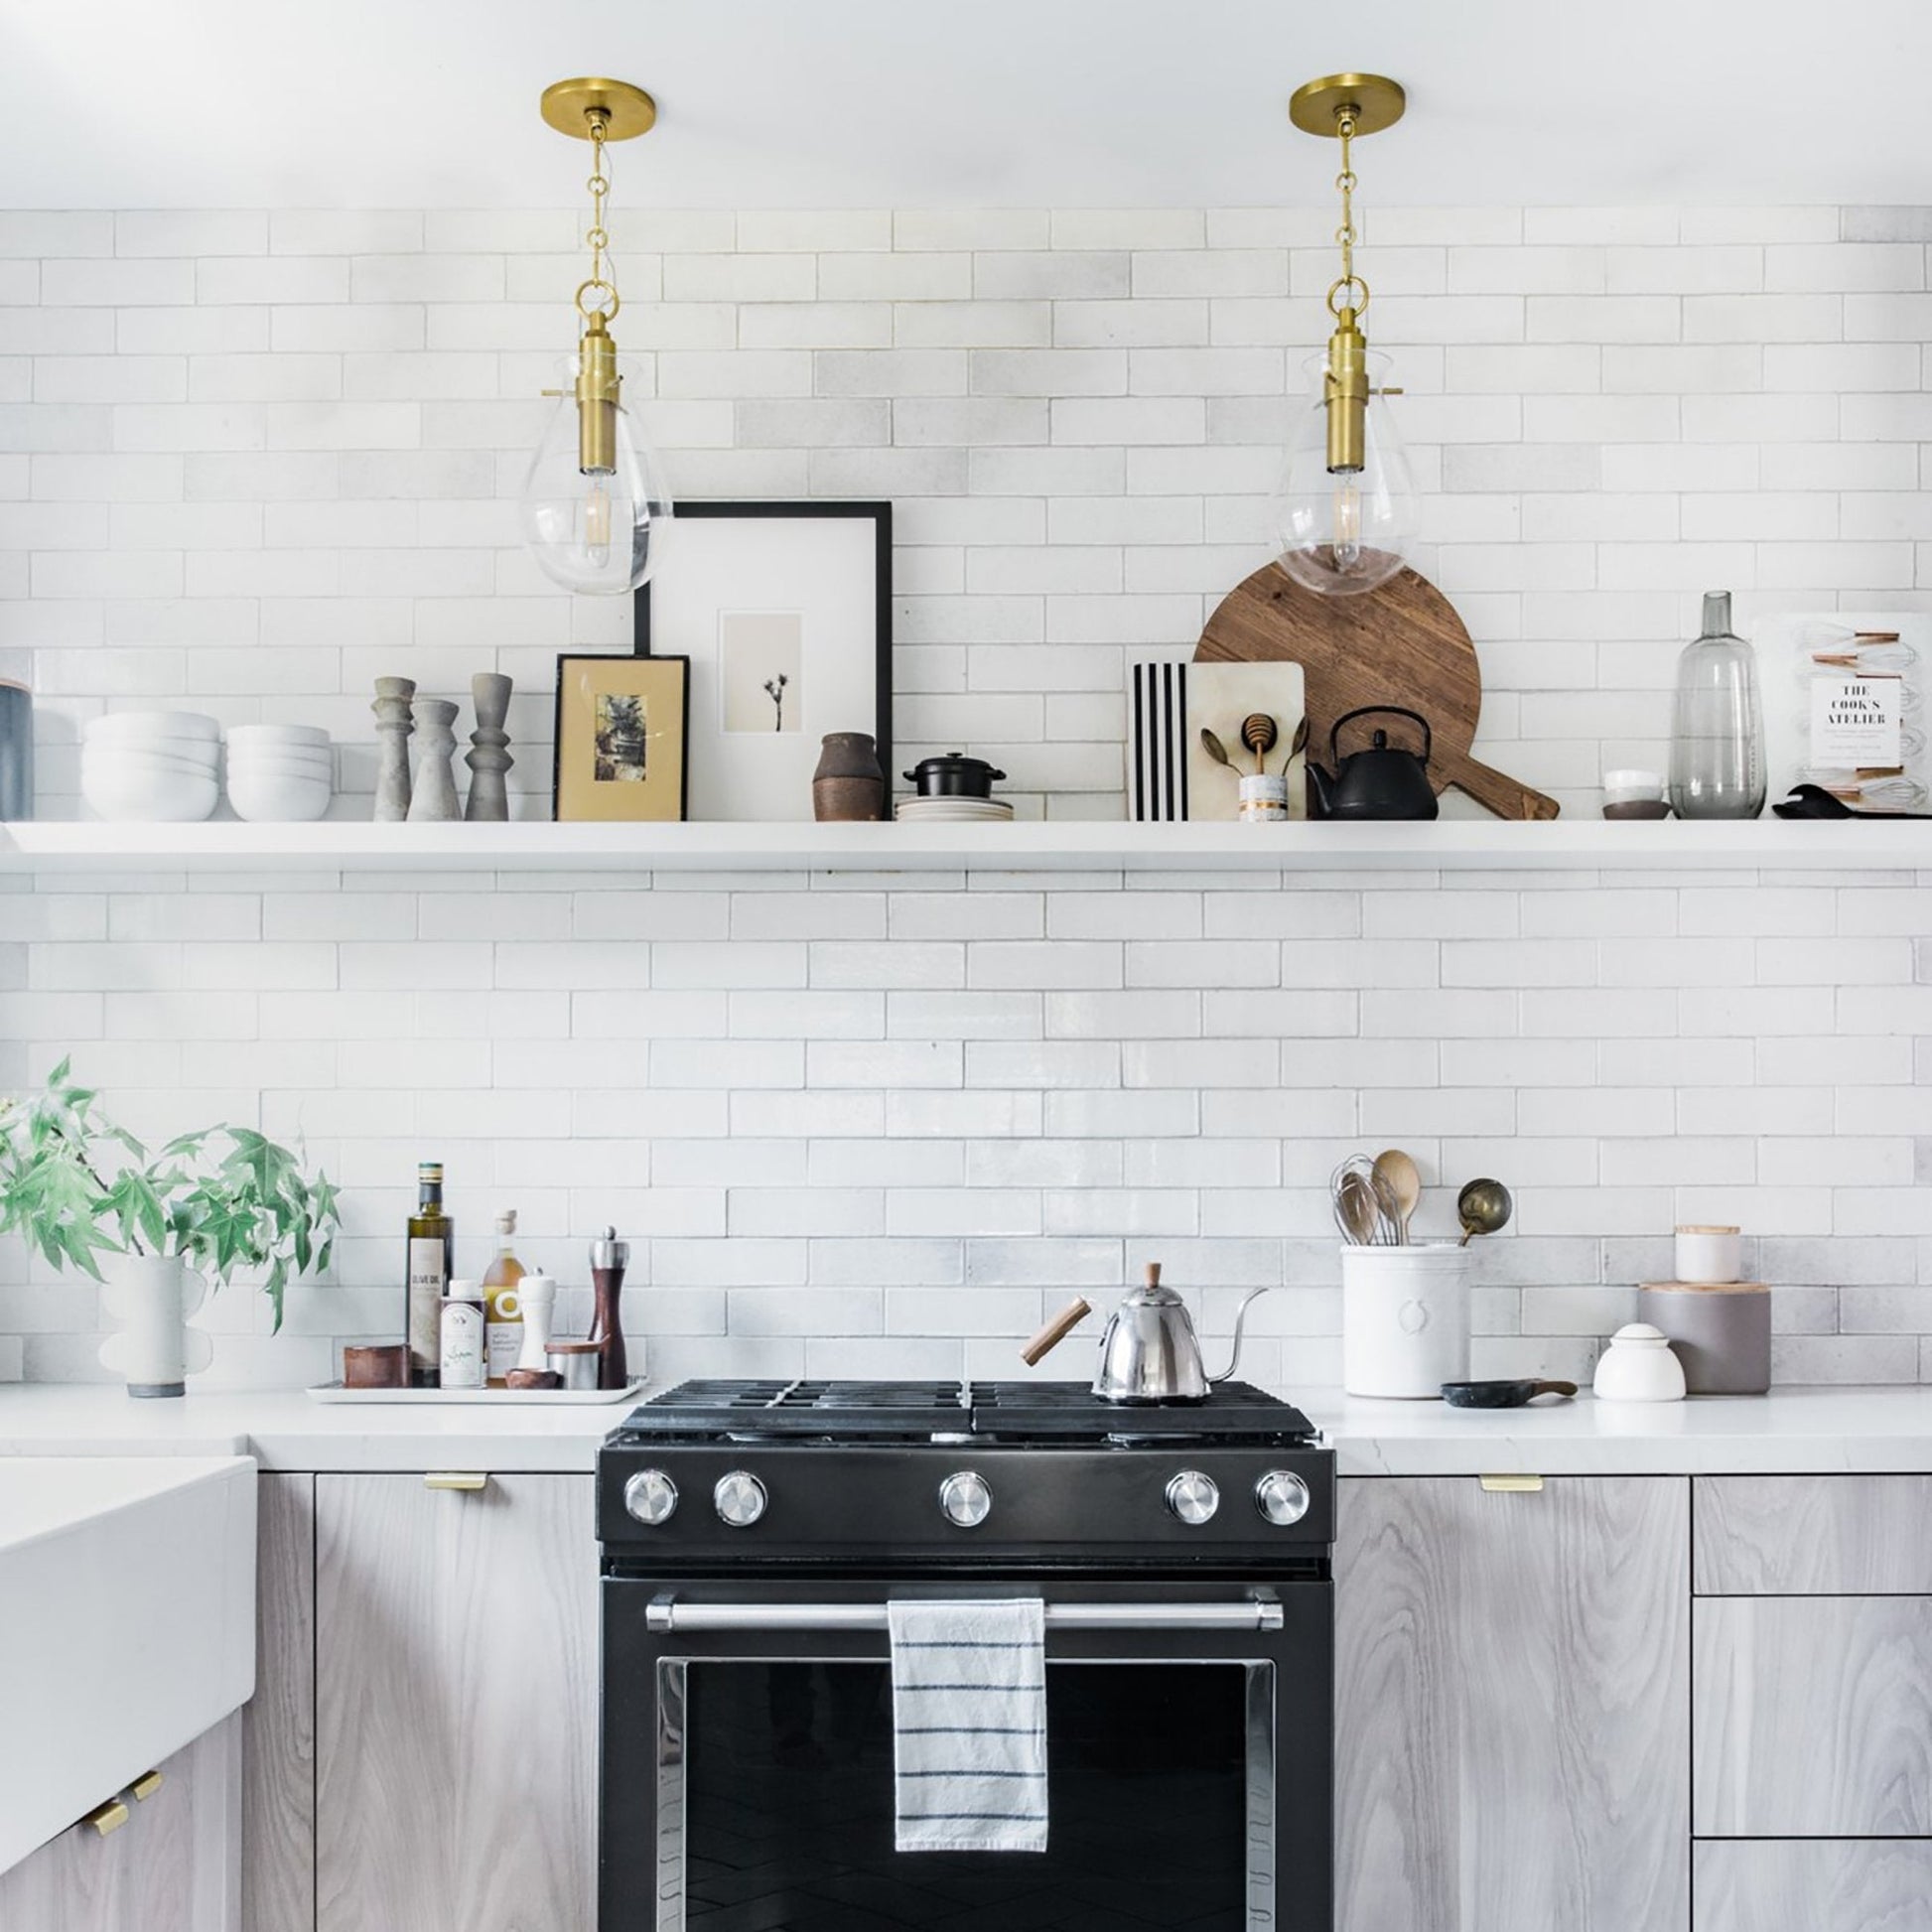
1341 1242 1473 1398
97 1253 213 1398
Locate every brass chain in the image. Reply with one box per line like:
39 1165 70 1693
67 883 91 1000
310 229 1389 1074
1327 107 1370 320
576 109 621 321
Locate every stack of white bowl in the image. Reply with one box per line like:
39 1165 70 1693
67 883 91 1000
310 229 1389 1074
81 712 220 822
226 724 333 822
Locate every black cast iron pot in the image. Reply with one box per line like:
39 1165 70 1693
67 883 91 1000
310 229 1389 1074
903 752 1007 799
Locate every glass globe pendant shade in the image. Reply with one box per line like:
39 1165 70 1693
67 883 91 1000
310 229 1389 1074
519 352 673 596
1272 350 1415 598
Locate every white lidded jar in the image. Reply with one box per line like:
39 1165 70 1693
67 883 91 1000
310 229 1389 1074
1592 1322 1688 1403
1341 1243 1472 1398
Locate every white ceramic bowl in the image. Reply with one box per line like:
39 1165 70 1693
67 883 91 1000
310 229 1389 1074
226 724 331 752
82 730 221 762
228 743 333 768
227 756 334 783
83 747 221 780
85 711 221 746
225 770 331 823
82 765 219 823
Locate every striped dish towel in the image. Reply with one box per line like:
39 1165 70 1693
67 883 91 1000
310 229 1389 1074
888 1597 1048 1854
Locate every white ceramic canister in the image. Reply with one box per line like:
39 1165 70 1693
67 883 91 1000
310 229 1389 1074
1238 773 1289 822
1674 1224 1741 1285
1341 1243 1473 1398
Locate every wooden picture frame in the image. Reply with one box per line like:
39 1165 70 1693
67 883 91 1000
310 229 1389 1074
552 653 690 822
632 501 893 821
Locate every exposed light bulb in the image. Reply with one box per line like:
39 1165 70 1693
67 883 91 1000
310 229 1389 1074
1330 478 1363 576
582 480 613 569
1273 351 1415 598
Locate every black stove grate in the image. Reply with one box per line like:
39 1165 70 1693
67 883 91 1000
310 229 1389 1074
969 1380 1313 1441
619 1378 1315 1446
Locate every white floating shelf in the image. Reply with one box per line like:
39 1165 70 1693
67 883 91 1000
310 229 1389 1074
2 818 1929 875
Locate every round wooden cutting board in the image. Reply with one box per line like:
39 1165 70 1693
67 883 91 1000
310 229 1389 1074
1195 564 1559 820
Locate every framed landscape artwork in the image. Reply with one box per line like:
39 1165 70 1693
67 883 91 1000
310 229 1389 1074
552 653 690 822
633 501 893 821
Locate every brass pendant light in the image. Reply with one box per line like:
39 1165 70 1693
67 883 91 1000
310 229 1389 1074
1275 73 1417 598
520 78 673 596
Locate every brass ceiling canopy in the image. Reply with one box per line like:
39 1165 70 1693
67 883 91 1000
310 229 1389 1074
1288 72 1406 140
539 77 658 142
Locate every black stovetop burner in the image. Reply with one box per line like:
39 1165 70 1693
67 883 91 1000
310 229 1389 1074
618 1377 1317 1446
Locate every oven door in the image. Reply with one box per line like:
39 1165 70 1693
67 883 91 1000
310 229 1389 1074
601 1579 1331 1932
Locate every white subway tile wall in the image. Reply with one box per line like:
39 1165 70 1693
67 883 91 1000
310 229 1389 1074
3 205 1931 1384
0 868 1928 1389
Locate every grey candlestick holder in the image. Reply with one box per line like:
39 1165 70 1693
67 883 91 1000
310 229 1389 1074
371 677 416 822
464 672 513 822
406 699 462 823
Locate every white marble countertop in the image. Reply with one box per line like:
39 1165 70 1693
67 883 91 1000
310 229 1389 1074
6 1381 1932 1476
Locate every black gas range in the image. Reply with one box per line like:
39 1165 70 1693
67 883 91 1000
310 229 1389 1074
598 1379 1335 1931
598 1376 1332 1569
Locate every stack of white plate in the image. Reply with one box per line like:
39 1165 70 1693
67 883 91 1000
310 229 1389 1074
81 712 220 822
225 724 333 822
895 796 1015 823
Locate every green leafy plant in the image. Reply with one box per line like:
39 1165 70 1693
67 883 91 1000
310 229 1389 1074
0 1059 340 1330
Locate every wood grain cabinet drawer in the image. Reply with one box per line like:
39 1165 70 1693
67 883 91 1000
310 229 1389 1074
1695 1475 1932 1593
1694 1841 1932 1932
1694 1596 1932 1835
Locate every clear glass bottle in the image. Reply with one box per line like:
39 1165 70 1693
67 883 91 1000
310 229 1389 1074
483 1209 526 1390
1669 591 1765 819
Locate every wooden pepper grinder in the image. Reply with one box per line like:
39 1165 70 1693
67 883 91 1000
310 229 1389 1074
588 1226 629 1390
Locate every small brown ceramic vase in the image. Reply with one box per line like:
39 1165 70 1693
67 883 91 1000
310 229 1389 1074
813 732 886 821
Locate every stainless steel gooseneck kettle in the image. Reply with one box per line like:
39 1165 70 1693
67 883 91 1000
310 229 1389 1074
1023 1262 1281 1404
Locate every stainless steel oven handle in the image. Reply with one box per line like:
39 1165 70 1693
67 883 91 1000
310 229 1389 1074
644 1596 1284 1633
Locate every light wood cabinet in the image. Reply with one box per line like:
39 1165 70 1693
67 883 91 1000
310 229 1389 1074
1335 1475 1690 1932
1694 1841 1932 1932
1694 1595 1932 1836
0 1715 240 1932
1695 1474 1932 1594
242 1473 314 1932
314 1473 598 1932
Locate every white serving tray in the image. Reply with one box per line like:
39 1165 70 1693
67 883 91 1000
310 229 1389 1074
306 1380 645 1407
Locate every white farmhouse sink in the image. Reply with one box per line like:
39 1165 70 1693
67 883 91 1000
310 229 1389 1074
0 1455 256 1875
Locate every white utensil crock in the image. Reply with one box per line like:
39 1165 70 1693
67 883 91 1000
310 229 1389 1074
97 1253 212 1398
1342 1242 1472 1398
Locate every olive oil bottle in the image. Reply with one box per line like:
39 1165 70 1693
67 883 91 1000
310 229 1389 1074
483 1209 526 1389
405 1161 454 1387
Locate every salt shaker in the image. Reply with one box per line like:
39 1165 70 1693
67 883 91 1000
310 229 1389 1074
513 1272 558 1374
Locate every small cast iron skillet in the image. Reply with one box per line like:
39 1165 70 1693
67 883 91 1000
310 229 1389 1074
1441 1378 1578 1409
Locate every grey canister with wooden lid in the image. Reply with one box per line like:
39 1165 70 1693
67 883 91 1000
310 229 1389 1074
1636 1281 1770 1394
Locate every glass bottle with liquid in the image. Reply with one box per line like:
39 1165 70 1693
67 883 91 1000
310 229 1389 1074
1669 591 1765 819
483 1209 526 1390
405 1162 454 1388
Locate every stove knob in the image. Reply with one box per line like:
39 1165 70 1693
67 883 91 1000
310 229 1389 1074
939 1470 992 1529
623 1469 679 1527
1255 1469 1311 1527
1165 1470 1220 1526
713 1470 767 1529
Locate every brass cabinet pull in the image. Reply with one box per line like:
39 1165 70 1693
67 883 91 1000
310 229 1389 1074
424 1471 487 1492
1480 1473 1545 1493
81 1799 129 1837
130 1770 163 1802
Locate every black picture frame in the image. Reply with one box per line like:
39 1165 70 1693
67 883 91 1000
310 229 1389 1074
552 652 692 822
632 500 894 795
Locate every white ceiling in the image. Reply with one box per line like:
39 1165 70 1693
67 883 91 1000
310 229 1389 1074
4 0 1929 210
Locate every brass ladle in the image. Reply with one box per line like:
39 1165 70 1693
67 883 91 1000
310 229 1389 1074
1456 1178 1514 1246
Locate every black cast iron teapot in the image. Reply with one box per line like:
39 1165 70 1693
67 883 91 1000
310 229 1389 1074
1307 706 1439 820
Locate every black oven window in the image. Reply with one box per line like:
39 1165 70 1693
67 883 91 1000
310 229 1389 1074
683 1661 1251 1930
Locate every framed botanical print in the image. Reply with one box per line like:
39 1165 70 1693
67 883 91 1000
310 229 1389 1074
633 501 892 821
552 653 690 822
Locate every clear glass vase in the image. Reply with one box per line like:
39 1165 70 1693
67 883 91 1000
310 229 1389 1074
1669 591 1765 819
